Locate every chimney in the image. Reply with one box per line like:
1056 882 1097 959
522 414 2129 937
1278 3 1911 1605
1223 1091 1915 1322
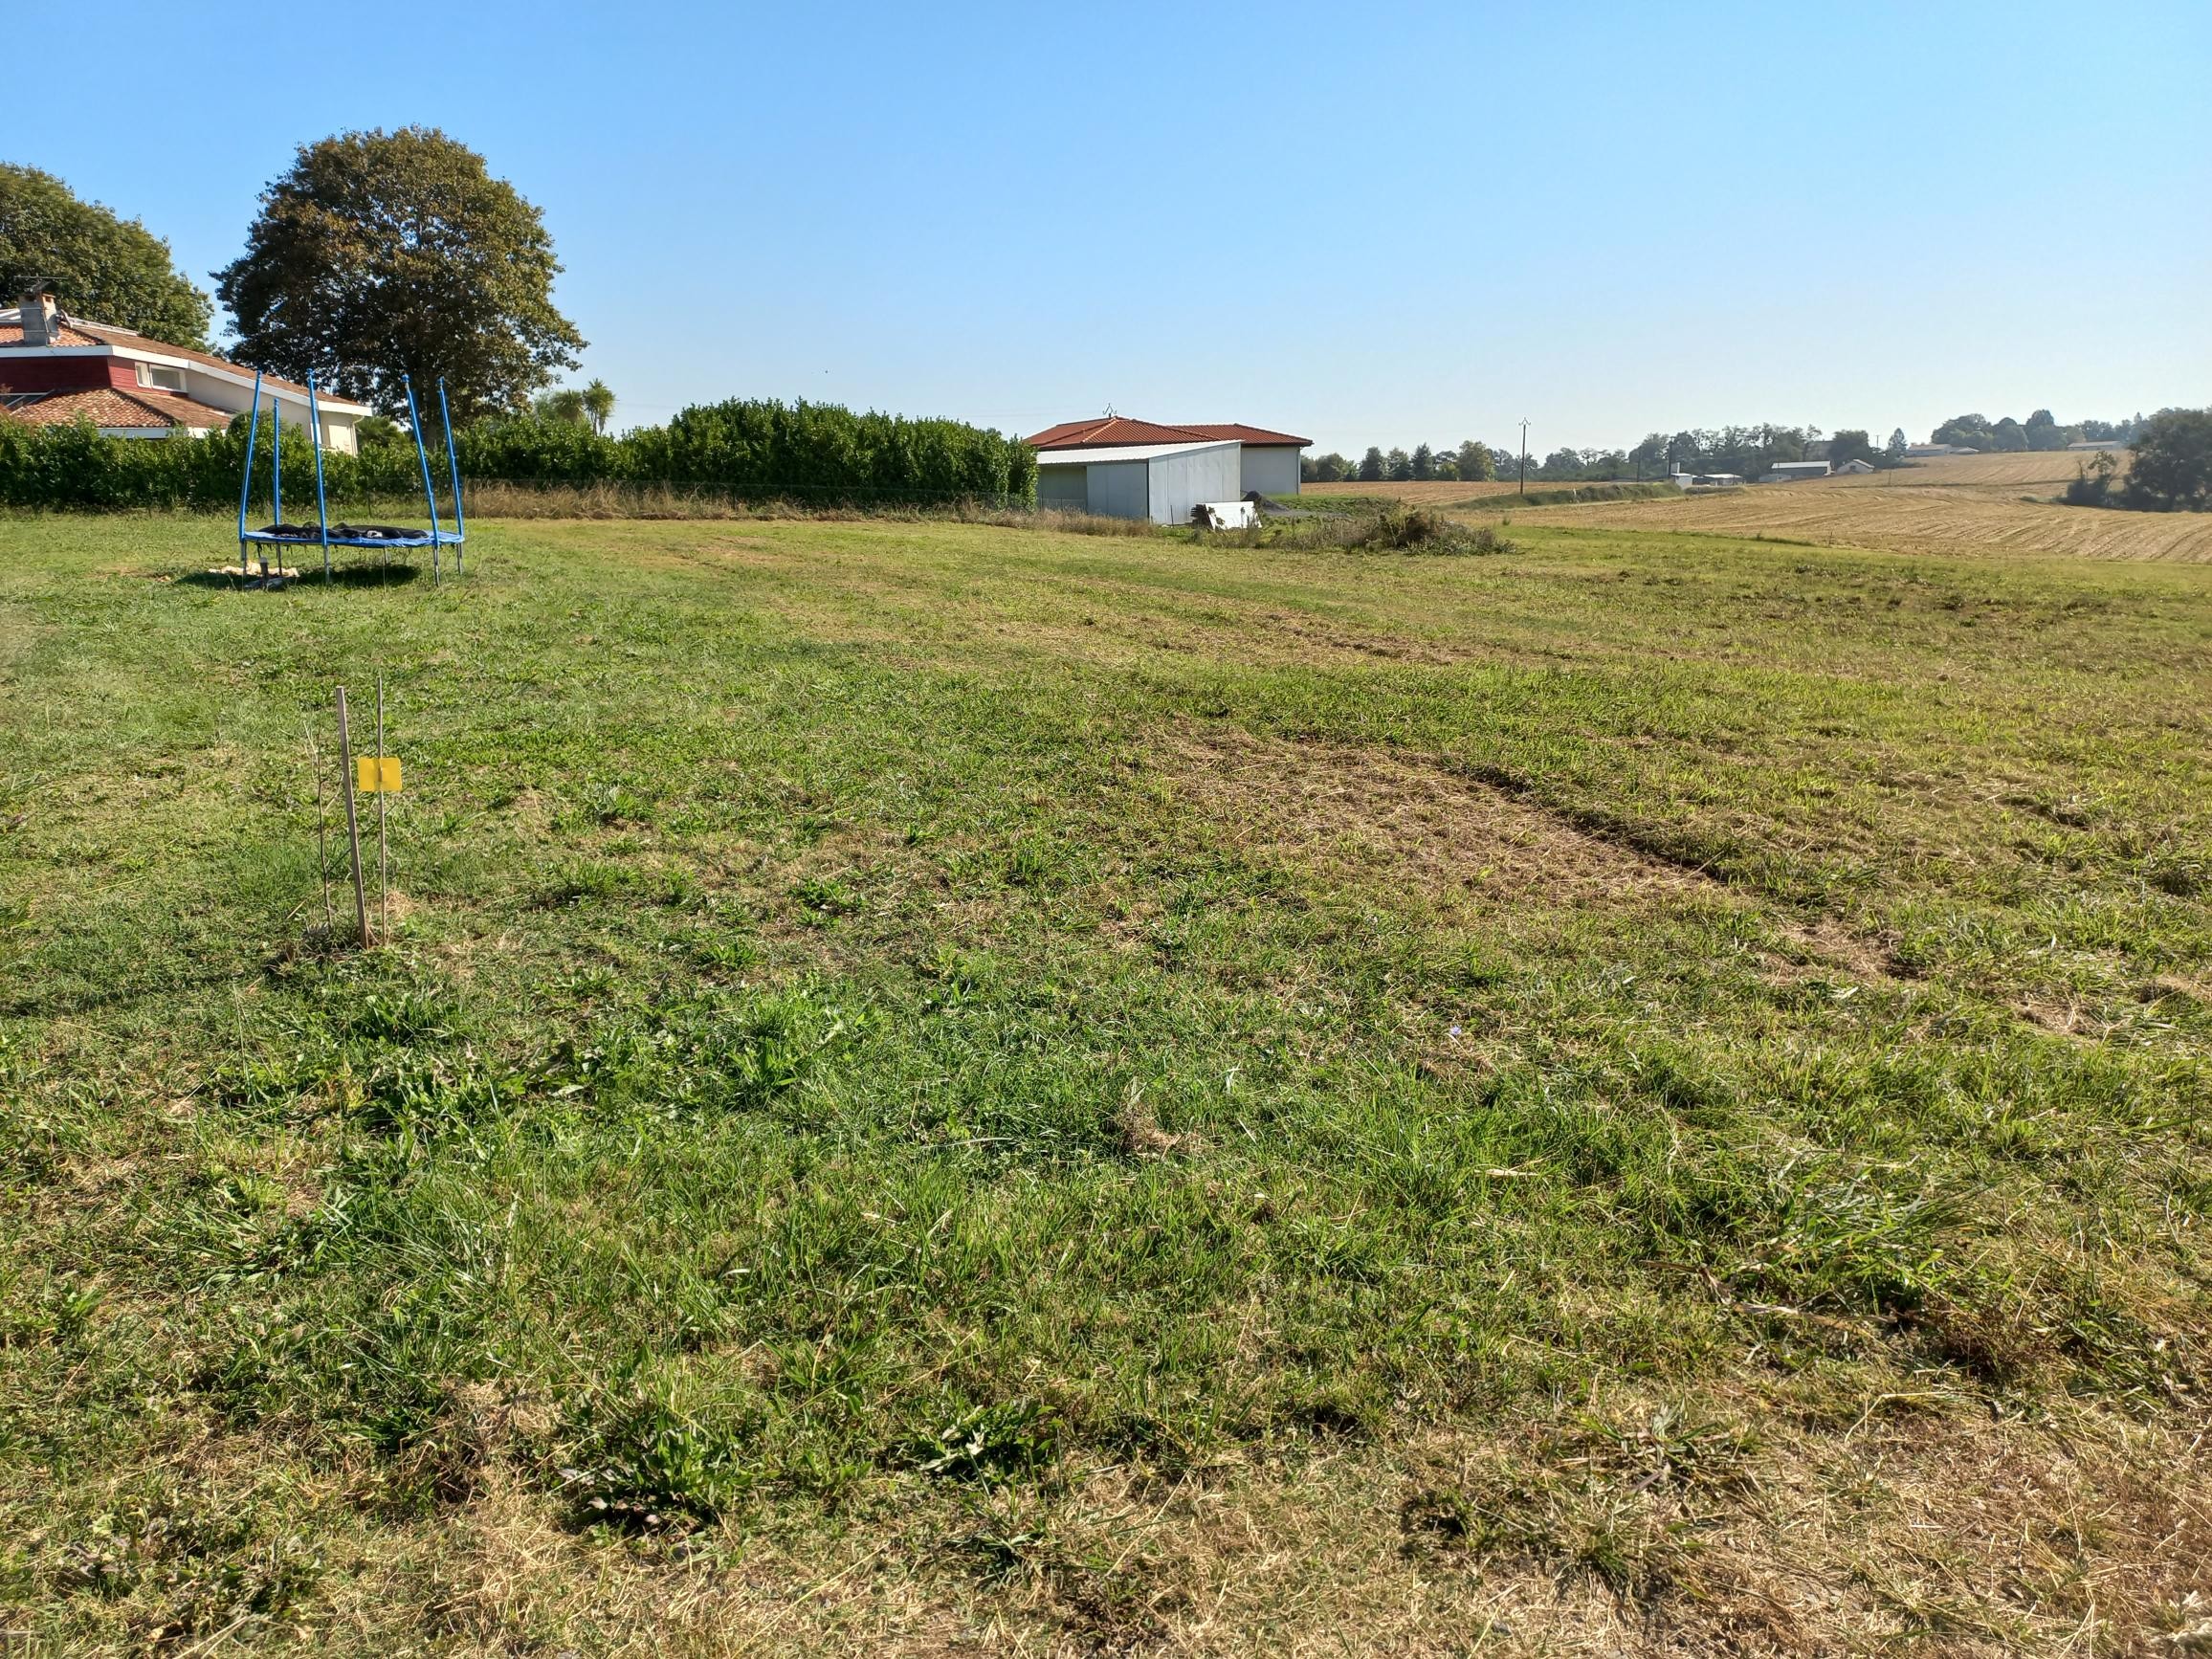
18 284 55 347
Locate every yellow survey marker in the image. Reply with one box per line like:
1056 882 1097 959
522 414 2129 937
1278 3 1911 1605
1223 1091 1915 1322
355 756 403 793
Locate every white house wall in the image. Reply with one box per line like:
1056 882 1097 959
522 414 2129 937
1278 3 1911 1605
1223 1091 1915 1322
1239 446 1301 498
176 366 360 454
1145 445 1241 525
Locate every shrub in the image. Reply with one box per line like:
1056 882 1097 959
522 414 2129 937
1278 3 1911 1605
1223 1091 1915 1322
1270 504 1519 557
2064 451 2119 507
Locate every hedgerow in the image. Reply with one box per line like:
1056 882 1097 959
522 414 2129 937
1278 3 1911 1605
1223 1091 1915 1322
0 398 1036 512
0 417 422 511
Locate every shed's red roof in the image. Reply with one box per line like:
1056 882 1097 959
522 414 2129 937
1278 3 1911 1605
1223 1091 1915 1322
1024 416 1310 450
1025 417 1212 449
1179 423 1312 447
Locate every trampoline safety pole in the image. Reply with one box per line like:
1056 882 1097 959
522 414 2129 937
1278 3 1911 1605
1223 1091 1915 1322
404 375 442 586
437 379 464 578
237 373 262 578
309 373 331 580
271 395 281 559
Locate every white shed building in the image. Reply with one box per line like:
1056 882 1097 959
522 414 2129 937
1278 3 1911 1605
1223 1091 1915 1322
1035 439 1243 525
1025 416 1311 520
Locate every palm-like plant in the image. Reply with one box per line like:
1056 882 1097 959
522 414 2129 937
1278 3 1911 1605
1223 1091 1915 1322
582 379 615 435
534 387 587 425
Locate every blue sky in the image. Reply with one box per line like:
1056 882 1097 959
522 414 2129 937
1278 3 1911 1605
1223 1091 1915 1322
15 1 2208 455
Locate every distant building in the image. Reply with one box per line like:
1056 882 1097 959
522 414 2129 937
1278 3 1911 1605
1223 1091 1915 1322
0 283 370 449
1671 468 1744 490
1761 460 1833 483
2067 439 2127 452
1025 416 1312 520
1905 443 1975 457
1832 458 1876 476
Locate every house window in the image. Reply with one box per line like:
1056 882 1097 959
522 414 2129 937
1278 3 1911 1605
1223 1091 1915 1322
135 363 187 392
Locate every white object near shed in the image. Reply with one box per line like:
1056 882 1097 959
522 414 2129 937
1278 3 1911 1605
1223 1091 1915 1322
1034 440 1243 525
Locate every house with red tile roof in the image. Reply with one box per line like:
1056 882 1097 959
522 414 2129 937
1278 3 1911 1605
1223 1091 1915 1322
1024 416 1312 505
0 284 372 449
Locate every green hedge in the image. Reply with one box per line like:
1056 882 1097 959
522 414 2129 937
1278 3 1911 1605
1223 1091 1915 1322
0 398 1036 512
461 400 1035 503
0 417 424 512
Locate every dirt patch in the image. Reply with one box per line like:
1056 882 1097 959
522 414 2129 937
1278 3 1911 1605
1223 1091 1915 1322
1165 725 1715 917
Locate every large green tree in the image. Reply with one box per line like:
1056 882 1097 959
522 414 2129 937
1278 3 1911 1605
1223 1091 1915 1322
216 128 583 421
2125 409 2212 512
1455 439 1495 481
0 164 210 347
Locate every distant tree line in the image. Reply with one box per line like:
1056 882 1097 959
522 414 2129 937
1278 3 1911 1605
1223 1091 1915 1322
1307 408 2156 487
1931 409 2144 453
1306 428 1842 485
1305 441 1505 484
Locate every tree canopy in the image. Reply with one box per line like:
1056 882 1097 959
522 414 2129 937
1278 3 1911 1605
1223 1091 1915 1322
1829 430 1876 468
2124 409 2212 512
215 127 584 421
0 164 211 347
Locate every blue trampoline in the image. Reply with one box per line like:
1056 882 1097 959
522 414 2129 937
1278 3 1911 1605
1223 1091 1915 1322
235 369 467 584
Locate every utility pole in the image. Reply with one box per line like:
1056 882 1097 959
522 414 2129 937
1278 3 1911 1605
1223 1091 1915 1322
1518 419 1530 497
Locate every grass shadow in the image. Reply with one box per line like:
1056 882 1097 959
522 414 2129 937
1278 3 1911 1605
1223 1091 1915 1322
179 563 425 591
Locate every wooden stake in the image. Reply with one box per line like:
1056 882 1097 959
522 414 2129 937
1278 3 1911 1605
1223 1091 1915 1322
304 717 334 933
335 685 371 947
376 673 389 941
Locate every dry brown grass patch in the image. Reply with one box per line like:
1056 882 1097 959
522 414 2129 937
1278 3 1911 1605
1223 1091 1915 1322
1164 724 1712 918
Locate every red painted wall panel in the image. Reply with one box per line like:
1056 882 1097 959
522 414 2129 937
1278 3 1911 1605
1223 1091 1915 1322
0 354 117 393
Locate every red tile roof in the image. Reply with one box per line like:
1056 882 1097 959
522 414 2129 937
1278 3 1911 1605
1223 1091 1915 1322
1024 416 1310 450
1025 417 1214 449
1179 423 1312 447
0 321 105 347
0 386 235 431
71 324 324 400
0 312 358 407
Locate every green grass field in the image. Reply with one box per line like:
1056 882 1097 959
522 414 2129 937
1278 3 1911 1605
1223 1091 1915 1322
4 512 2210 1654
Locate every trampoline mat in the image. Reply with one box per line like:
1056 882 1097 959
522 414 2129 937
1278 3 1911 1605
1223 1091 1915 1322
241 524 454 549
249 522 432 541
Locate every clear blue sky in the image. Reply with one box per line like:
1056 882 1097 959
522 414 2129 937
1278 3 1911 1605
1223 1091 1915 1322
16 1 2208 455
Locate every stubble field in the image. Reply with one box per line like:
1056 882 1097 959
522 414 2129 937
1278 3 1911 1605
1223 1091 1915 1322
1312 451 2212 564
3 510 2209 1654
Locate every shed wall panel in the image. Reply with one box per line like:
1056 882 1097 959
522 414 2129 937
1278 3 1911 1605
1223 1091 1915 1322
1146 445 1241 524
1087 460 1149 520
1239 446 1302 497
1036 464 1089 509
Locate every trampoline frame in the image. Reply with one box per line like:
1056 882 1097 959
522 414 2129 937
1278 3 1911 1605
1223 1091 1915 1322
234 370 468 584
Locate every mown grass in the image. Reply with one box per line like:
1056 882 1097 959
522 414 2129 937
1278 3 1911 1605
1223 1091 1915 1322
2 510 2209 1653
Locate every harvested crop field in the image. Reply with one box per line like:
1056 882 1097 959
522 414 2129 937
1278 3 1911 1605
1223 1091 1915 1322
1382 452 2212 564
3 511 2210 1655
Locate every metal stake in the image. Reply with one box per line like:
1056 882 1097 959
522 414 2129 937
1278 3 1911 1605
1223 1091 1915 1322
336 686 371 946
376 673 389 941
305 717 334 933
